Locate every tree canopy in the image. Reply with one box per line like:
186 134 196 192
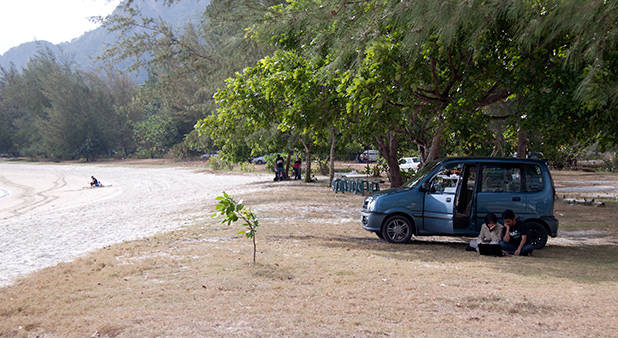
1 0 614 183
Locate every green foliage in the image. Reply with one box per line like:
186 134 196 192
400 168 417 183
253 0 617 175
599 158 617 173
0 51 134 160
6 0 613 168
314 157 329 176
183 129 213 154
264 154 280 172
238 162 255 172
167 142 191 160
212 192 260 264
133 115 180 158
99 0 281 158
208 157 234 171
200 49 344 182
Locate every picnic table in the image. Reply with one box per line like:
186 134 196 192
332 172 383 195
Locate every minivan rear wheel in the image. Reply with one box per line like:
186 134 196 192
526 221 548 249
381 215 414 243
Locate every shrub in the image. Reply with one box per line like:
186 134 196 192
239 162 255 172
209 157 234 171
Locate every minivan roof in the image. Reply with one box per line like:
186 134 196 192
440 157 547 164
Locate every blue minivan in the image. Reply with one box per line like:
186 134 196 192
361 158 558 248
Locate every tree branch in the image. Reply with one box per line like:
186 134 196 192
430 55 440 96
477 84 511 107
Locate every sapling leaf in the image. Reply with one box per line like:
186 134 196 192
213 192 260 264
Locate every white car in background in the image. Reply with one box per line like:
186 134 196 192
250 153 280 164
358 150 381 163
250 155 268 164
399 157 421 171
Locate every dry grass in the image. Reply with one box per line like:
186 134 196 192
0 172 617 337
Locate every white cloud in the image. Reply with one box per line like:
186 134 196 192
0 0 121 54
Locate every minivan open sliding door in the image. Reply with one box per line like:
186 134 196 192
453 164 478 233
421 163 462 235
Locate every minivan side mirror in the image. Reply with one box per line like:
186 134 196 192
420 182 431 192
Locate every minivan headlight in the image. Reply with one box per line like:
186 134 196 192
364 197 377 211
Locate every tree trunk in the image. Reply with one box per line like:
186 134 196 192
252 234 256 264
285 151 292 179
301 137 312 183
490 127 504 157
425 133 442 163
517 127 527 159
375 131 403 188
415 121 445 166
328 127 337 185
417 144 428 167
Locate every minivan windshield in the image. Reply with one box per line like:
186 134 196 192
403 160 440 188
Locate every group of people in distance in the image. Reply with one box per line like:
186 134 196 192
467 209 534 256
274 155 302 181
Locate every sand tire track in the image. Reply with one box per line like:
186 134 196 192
12 173 66 216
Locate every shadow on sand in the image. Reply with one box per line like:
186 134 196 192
271 234 618 284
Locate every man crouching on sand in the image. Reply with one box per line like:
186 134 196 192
90 176 100 187
500 209 533 256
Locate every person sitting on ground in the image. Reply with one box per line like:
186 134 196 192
275 155 285 181
293 159 302 180
466 212 504 252
90 176 100 187
499 209 534 256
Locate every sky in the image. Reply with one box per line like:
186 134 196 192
0 0 121 55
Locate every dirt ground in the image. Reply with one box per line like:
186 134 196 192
0 160 616 337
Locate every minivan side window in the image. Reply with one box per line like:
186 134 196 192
523 164 544 192
480 166 522 193
429 165 461 194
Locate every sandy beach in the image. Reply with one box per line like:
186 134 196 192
0 161 267 287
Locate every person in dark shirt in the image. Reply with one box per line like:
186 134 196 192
90 176 100 187
499 209 534 256
275 155 285 181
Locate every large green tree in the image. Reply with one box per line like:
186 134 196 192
255 0 616 175
200 50 343 182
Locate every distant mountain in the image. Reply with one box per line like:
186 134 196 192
0 0 210 82
0 41 58 70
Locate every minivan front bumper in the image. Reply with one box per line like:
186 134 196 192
361 211 387 232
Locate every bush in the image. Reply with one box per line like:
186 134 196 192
209 157 234 171
264 154 281 172
362 158 387 177
400 168 417 183
239 162 255 172
135 149 156 159
168 142 191 160
315 158 329 175
599 158 616 172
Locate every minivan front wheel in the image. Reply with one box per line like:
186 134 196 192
526 221 548 249
382 215 414 243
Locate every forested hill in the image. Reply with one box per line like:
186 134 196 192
0 0 209 81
